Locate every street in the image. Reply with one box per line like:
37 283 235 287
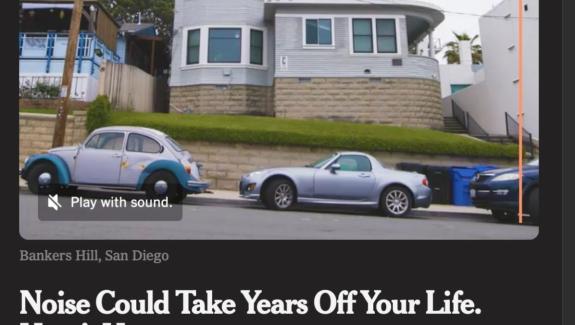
19 190 538 240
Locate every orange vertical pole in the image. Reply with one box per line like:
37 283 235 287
517 0 524 224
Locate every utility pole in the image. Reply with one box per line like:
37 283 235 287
52 0 84 148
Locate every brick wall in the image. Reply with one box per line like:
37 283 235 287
183 141 515 191
274 77 444 129
170 85 274 116
19 111 87 166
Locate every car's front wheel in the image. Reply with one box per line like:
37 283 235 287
27 162 60 195
144 171 185 204
381 186 413 217
263 179 296 210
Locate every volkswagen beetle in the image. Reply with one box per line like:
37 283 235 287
20 126 209 203
239 152 432 217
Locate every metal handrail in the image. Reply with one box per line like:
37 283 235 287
452 100 468 128
505 112 535 157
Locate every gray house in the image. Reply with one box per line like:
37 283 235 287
169 0 445 129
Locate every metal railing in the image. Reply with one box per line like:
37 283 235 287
452 100 489 138
452 100 468 127
505 112 535 157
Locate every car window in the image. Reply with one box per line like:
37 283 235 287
127 133 162 154
85 132 125 151
306 154 337 168
334 155 372 172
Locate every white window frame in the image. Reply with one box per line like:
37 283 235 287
180 25 268 70
348 16 402 56
301 16 335 49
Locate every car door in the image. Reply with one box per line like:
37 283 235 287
73 132 126 185
313 155 376 201
119 133 165 186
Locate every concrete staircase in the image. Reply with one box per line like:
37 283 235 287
442 116 467 134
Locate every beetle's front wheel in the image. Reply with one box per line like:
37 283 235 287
144 171 185 204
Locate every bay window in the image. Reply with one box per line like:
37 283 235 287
183 26 265 67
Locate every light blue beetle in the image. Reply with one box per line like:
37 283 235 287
20 126 209 203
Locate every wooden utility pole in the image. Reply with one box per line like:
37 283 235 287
52 0 84 148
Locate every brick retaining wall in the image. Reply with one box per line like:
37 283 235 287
19 112 87 166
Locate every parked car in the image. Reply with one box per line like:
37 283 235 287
20 127 208 203
239 152 432 217
469 160 539 223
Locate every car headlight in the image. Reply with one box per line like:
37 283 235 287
491 173 519 182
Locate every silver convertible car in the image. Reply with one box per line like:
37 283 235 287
240 152 432 217
20 126 208 203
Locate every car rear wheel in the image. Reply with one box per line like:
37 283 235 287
144 171 185 204
381 186 413 218
263 179 296 210
27 162 60 195
527 187 539 225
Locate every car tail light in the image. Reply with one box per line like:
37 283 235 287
422 178 429 187
184 165 192 174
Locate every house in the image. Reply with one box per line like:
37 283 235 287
169 0 446 129
19 0 121 102
447 0 539 140
117 23 168 76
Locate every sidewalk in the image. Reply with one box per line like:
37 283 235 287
20 179 489 215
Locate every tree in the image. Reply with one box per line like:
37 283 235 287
443 32 483 65
98 0 174 41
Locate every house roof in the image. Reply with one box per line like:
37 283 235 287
264 0 444 45
20 0 120 28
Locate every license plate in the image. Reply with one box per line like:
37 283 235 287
470 189 476 198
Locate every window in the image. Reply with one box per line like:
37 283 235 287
85 133 125 151
186 29 200 65
352 18 399 54
250 29 264 65
376 19 397 53
352 19 373 53
126 134 162 154
333 155 372 172
208 28 242 63
305 19 333 46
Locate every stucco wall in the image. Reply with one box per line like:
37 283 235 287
184 141 515 191
274 77 444 128
19 112 87 166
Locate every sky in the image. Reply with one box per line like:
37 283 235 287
423 0 505 60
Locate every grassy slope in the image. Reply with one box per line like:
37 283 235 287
108 112 517 159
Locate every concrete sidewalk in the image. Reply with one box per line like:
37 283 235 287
20 179 489 215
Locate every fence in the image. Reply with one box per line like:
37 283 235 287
505 112 535 157
98 62 158 113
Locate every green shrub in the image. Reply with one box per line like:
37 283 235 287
19 81 60 99
86 96 113 132
106 112 519 159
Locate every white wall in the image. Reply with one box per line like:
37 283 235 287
452 0 539 139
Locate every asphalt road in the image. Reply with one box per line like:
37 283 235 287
19 192 538 240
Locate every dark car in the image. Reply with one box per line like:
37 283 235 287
469 160 539 224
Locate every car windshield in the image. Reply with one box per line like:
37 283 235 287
528 159 539 167
165 137 184 152
305 154 336 168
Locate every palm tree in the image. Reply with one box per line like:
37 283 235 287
443 32 483 64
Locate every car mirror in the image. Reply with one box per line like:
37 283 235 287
330 163 341 173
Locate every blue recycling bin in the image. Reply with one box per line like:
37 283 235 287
450 165 499 206
450 167 479 206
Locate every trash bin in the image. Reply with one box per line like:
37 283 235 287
474 165 499 174
396 162 426 174
450 167 479 206
425 166 452 205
